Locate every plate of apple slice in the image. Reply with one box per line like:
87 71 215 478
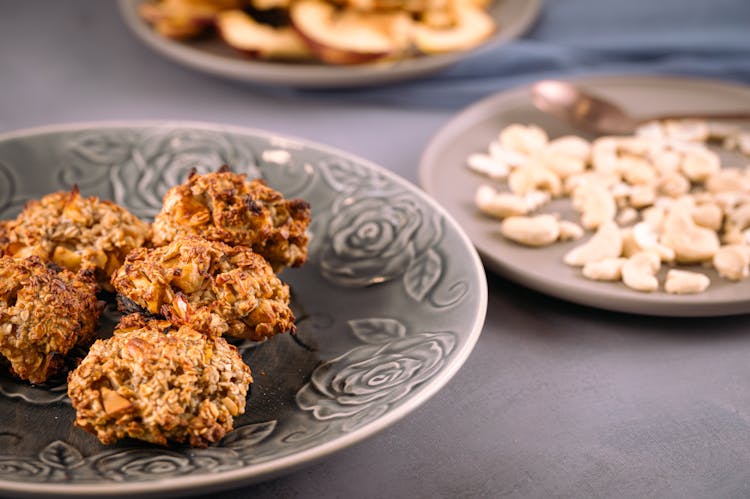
118 0 541 88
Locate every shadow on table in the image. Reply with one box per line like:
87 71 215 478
485 272 750 343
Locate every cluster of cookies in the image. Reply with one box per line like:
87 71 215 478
0 166 310 448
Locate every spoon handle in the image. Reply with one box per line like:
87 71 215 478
640 112 750 125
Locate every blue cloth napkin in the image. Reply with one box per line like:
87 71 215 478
298 0 750 108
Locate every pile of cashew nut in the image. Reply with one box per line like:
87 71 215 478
469 120 750 294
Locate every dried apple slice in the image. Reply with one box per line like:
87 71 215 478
413 2 495 54
216 10 313 60
345 0 449 14
289 0 412 65
139 0 241 39
251 0 291 10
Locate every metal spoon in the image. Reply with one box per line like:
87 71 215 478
530 79 750 136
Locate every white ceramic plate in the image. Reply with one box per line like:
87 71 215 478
420 75 750 317
0 121 487 497
117 0 542 88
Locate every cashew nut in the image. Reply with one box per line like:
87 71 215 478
664 269 710 294
524 190 552 212
541 135 590 178
536 150 586 179
546 135 591 161
500 214 560 247
616 207 639 226
628 184 657 209
705 168 750 193
617 137 661 157
657 172 691 198
571 182 616 229
620 155 657 185
681 147 720 182
723 228 750 246
610 182 632 209
622 222 675 262
582 257 626 281
467 153 509 180
563 171 620 195
591 137 620 174
475 185 528 218
508 164 562 197
499 124 548 155
650 149 682 175
723 203 750 244
636 121 666 141
620 227 638 257
713 191 750 214
660 198 720 263
621 251 661 292
663 120 710 142
488 140 529 167
641 205 666 231
691 202 723 231
564 221 623 267
713 244 750 281
558 220 584 241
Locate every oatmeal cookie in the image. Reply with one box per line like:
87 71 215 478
0 256 101 384
67 314 252 447
0 220 9 253
112 235 295 340
150 168 310 271
2 188 149 290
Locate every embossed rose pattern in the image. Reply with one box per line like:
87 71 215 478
93 449 209 481
121 129 260 217
0 422 278 483
297 319 457 431
315 156 465 304
319 189 452 302
320 193 423 285
60 129 261 218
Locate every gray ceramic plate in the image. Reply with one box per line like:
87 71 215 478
0 122 487 497
117 0 541 88
420 75 750 317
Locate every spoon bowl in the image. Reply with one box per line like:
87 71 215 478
531 79 750 135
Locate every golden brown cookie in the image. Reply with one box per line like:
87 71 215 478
150 168 310 272
2 188 149 291
112 235 296 340
67 314 252 447
0 256 101 384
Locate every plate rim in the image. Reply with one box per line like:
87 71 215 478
116 0 543 89
0 119 488 497
419 73 750 317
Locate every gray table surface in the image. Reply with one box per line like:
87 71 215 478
3 2 750 498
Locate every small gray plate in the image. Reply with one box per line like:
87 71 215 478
117 0 542 89
420 75 750 317
0 121 487 497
